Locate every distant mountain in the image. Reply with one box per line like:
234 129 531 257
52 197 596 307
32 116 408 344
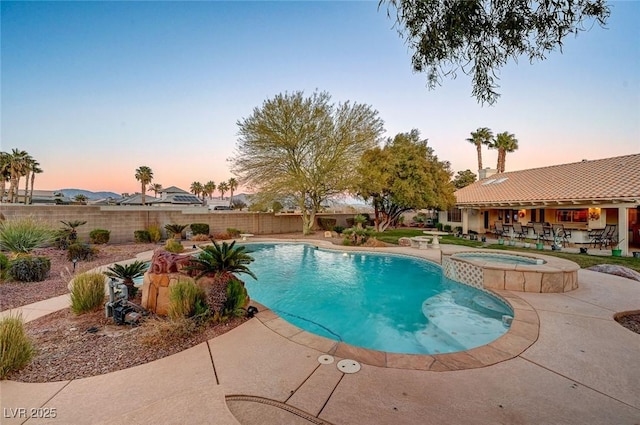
59 189 121 200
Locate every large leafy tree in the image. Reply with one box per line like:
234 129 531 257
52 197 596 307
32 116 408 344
231 90 384 234
452 169 477 189
491 131 519 173
379 0 610 104
466 127 493 172
355 129 456 231
134 165 153 206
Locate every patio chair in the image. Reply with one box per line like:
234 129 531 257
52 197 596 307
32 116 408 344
590 224 615 249
532 222 551 245
602 225 618 249
551 224 571 247
512 222 527 240
494 222 506 238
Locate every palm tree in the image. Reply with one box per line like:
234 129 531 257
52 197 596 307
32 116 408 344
28 161 42 205
227 178 238 206
7 149 31 203
0 152 11 203
134 166 153 206
185 241 256 281
73 194 88 204
190 181 203 200
104 260 149 298
491 132 519 173
466 127 493 172
218 181 229 200
204 181 216 199
150 183 163 199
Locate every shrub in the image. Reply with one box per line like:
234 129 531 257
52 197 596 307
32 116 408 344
443 224 452 232
70 272 106 314
134 230 152 243
146 224 162 243
67 242 98 261
226 228 241 238
89 229 110 244
165 224 188 239
212 232 232 240
342 228 372 246
164 238 184 253
191 234 211 242
345 218 355 227
222 278 248 318
0 253 8 281
168 279 210 320
436 222 444 231
317 217 337 231
190 223 210 236
0 314 35 379
8 256 51 282
0 216 55 254
332 225 345 235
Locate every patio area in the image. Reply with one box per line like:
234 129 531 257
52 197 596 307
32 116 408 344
1 240 639 424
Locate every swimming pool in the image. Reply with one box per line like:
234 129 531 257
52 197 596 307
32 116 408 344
243 243 513 355
453 252 545 265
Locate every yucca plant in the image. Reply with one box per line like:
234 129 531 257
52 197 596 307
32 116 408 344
164 224 188 239
103 260 149 298
185 240 257 281
0 216 55 255
0 314 35 379
70 272 106 314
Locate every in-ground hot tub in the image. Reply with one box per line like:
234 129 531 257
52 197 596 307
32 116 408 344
442 250 579 293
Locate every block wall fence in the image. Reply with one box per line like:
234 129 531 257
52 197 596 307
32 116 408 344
0 205 353 244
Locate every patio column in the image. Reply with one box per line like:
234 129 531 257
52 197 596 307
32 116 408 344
618 206 629 255
461 208 469 235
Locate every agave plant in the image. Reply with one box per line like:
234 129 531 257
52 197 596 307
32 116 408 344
186 241 256 281
164 223 188 239
103 260 149 298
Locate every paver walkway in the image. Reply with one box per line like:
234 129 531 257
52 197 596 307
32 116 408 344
1 240 639 424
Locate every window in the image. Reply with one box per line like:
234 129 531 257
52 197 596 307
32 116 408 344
555 209 588 223
447 208 462 222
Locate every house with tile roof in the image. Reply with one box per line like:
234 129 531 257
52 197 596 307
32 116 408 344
441 154 640 255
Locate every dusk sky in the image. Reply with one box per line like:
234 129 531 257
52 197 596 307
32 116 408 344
2 1 639 195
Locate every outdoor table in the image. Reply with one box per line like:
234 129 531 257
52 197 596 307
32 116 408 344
422 230 449 249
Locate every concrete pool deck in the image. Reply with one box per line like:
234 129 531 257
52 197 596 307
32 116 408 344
1 239 639 424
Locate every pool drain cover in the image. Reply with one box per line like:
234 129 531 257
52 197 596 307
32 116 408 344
318 355 334 365
337 359 361 374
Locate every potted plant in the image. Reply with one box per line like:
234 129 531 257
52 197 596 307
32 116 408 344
535 235 544 250
508 236 516 246
523 238 532 249
611 239 624 257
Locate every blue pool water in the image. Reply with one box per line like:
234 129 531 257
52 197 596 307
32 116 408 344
242 243 513 355
453 252 545 265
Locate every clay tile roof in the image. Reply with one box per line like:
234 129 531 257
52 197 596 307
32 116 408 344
455 154 640 207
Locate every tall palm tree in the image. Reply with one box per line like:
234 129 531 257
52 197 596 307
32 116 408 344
204 181 216 199
7 149 31 203
28 161 42 205
0 152 11 203
491 132 519 173
218 181 229 200
134 166 153 206
190 181 203 199
227 178 238 206
150 183 163 199
466 127 493 172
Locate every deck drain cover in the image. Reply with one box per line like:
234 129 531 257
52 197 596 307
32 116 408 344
318 355 334 365
337 359 361 374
